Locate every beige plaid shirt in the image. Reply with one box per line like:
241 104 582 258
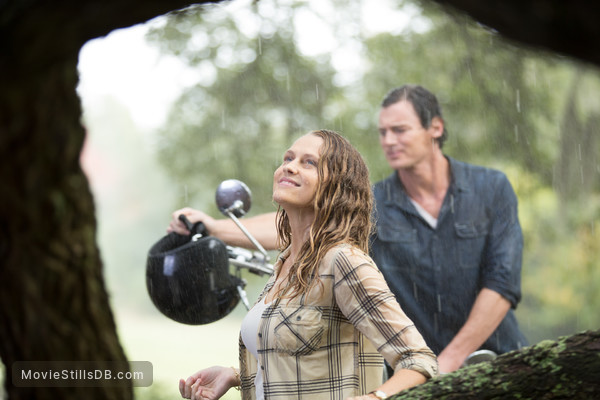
239 244 438 399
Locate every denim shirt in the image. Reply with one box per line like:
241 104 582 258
371 156 527 355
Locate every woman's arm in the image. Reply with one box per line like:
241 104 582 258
333 249 438 397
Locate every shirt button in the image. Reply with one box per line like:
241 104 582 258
261 366 264 370
258 333 262 337
296 316 301 320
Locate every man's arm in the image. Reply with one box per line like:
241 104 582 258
437 172 524 373
168 208 278 250
436 288 511 373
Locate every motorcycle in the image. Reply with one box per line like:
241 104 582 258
146 179 274 325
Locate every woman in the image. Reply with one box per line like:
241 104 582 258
178 129 437 400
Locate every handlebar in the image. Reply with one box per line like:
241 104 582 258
178 213 274 276
228 246 274 276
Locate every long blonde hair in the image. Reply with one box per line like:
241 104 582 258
275 129 373 299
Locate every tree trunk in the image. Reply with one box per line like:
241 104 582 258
429 0 600 67
391 329 600 399
0 50 131 400
0 1 211 399
554 68 600 215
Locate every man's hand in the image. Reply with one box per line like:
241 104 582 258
437 288 511 373
168 207 217 236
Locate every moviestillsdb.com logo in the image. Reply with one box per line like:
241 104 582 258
12 361 152 387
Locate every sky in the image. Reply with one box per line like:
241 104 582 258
77 22 197 132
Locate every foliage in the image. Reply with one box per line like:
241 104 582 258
146 0 600 344
147 0 342 214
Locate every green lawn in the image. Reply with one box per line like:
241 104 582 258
115 308 244 399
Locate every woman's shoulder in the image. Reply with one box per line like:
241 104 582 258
321 243 375 270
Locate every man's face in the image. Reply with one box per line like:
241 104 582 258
377 100 441 171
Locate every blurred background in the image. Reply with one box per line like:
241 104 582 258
74 0 600 398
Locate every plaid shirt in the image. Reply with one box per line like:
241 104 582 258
239 244 438 399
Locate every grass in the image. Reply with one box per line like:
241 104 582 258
115 307 244 400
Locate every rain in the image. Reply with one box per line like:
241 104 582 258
71 0 600 398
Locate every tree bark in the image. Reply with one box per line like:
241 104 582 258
0 1 212 399
391 329 600 399
429 0 600 67
556 68 600 208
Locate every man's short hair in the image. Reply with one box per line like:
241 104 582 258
381 85 449 148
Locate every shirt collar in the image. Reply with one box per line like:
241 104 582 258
383 155 469 208
446 156 469 193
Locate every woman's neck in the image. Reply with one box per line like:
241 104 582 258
282 207 314 268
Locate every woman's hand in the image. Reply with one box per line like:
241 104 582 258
178 366 238 400
167 207 217 236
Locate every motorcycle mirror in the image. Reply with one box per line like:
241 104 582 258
216 179 252 218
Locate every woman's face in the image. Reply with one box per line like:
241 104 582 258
273 133 323 212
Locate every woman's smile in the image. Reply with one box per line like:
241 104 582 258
278 177 300 187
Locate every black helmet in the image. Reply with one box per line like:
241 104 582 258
146 223 242 325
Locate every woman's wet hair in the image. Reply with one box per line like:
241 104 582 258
276 129 373 299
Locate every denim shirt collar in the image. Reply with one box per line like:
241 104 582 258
382 156 470 212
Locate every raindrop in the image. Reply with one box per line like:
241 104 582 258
315 84 319 100
514 124 519 142
578 143 582 160
413 282 418 302
450 194 455 214
516 89 521 113
437 294 442 313
258 36 262 55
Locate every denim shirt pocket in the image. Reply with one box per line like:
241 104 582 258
273 306 325 356
376 224 418 271
378 224 416 242
454 219 489 268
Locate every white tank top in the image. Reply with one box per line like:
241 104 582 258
241 298 271 400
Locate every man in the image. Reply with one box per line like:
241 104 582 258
169 84 527 373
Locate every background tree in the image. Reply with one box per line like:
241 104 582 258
147 1 346 212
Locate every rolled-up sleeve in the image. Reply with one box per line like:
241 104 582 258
332 248 438 379
482 174 523 308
